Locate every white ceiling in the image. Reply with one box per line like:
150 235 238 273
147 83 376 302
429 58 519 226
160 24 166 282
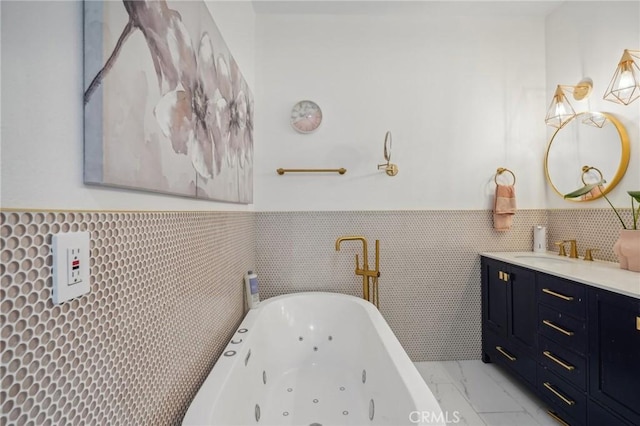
251 0 566 17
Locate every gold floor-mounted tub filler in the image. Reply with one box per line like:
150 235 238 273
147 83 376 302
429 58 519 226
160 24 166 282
335 236 381 308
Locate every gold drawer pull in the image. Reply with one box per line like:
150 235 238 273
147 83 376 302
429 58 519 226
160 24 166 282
496 346 516 361
547 409 570 426
543 320 575 336
543 351 575 371
542 288 574 301
499 271 504 280
636 317 640 331
543 382 575 406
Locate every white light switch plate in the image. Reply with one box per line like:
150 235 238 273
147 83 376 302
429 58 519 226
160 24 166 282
52 232 90 304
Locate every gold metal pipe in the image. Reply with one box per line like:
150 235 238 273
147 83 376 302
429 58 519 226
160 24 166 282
373 240 380 308
335 236 369 269
336 236 370 301
277 168 346 175
335 236 382 307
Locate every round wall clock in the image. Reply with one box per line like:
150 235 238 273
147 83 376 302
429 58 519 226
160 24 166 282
290 100 322 133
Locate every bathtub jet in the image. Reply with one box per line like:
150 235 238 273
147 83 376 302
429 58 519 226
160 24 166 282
182 292 444 426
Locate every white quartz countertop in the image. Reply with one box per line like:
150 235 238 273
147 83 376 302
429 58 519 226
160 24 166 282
480 252 640 299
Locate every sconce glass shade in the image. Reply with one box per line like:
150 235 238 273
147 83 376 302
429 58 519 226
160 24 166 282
603 49 640 105
582 112 608 128
545 86 577 128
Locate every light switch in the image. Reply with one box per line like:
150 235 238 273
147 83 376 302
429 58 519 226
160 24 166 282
52 232 90 304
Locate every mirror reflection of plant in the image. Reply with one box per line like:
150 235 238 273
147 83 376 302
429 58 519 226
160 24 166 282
564 184 640 229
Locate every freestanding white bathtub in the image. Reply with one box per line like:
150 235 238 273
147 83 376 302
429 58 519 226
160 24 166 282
183 292 444 426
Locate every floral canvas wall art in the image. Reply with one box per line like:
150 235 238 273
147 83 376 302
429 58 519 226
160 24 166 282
84 0 253 203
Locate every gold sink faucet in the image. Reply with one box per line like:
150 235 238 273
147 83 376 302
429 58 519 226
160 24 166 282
564 240 578 259
335 236 381 307
584 248 599 261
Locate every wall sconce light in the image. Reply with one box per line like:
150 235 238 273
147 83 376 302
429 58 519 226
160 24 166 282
603 49 640 105
545 78 593 128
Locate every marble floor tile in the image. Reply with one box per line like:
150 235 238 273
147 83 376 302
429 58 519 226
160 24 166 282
479 411 541 426
483 371 555 425
415 360 556 426
426 382 488 426
435 361 525 413
414 361 458 384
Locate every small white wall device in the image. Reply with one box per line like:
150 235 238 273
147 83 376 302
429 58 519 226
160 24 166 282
52 231 91 304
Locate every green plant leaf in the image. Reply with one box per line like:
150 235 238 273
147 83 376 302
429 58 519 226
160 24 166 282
628 191 640 203
563 180 605 199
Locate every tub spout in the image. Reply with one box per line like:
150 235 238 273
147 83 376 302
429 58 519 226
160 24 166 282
335 236 369 268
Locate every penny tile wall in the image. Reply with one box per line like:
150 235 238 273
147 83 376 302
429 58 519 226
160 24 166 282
0 211 255 425
256 210 549 361
256 208 632 362
1 207 629 424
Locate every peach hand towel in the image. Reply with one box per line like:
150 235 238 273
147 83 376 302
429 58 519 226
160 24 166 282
493 184 516 231
581 185 604 201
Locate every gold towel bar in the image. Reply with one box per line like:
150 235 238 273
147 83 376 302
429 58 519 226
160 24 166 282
277 168 347 175
495 167 516 186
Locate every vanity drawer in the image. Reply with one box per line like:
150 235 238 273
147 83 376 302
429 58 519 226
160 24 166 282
538 365 587 425
539 335 586 391
538 274 586 320
539 304 587 354
485 331 536 386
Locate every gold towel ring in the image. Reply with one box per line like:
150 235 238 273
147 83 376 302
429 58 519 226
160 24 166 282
581 165 604 185
495 168 516 186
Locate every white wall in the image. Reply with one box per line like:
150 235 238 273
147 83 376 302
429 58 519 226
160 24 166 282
545 1 640 209
0 0 255 211
254 11 548 211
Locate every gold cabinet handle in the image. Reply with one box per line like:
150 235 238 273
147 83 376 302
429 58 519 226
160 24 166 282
503 272 509 281
636 317 640 331
542 288 574 301
543 382 575 406
547 410 570 426
543 351 575 371
495 346 516 361
543 320 575 336
499 271 504 280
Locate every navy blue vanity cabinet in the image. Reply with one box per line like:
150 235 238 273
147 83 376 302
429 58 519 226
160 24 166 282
588 287 640 426
481 257 537 385
481 255 640 426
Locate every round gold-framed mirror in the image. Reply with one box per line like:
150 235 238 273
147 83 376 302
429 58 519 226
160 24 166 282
544 112 630 201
